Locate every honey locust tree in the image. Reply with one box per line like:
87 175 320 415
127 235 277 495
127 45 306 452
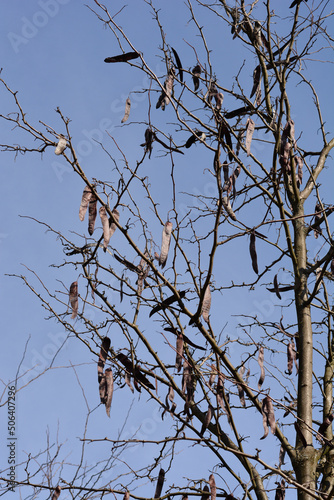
1 1 334 499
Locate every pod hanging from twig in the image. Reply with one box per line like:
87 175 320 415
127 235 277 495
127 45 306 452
257 346 265 390
171 47 183 82
51 486 61 500
156 68 175 110
159 221 173 268
175 332 184 372
200 404 214 436
55 135 67 155
154 469 165 498
201 284 211 323
88 193 97 235
260 396 276 439
249 230 259 274
192 64 201 91
245 118 255 156
209 474 216 500
69 281 78 319
121 97 131 123
79 185 93 221
97 337 111 383
104 368 114 417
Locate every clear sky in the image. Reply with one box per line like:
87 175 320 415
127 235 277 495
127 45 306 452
0 1 333 499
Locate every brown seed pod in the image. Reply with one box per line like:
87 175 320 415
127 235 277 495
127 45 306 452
192 64 201 91
200 405 213 437
209 474 216 500
88 193 97 236
99 373 106 404
69 281 78 319
104 51 140 63
260 396 276 439
121 97 131 123
97 337 111 383
257 346 265 390
175 332 184 372
201 485 210 500
104 367 114 417
250 65 261 99
156 68 175 110
249 230 259 274
79 185 93 221
171 47 183 82
159 221 172 268
275 480 285 500
245 118 255 156
123 491 130 500
154 468 165 498
201 284 211 323
51 486 61 500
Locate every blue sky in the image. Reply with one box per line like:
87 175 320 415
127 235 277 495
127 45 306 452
0 1 333 499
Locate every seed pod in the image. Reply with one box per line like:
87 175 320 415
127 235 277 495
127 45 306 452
260 396 276 439
273 274 281 300
257 346 265 390
79 185 93 221
123 491 130 500
125 371 134 393
275 480 285 500
245 118 255 156
295 156 303 187
166 385 176 414
237 366 246 408
88 193 97 235
222 196 237 221
200 404 213 436
55 135 66 155
171 47 183 82
249 230 259 274
175 332 184 372
104 52 140 63
192 64 201 91
201 485 210 500
217 374 227 414
250 65 261 99
121 97 131 123
105 367 114 417
159 221 172 268
201 284 211 323
99 373 106 404
69 281 78 319
156 68 175 110
99 206 110 249
108 208 120 240
278 444 285 468
154 469 165 498
209 365 217 388
51 486 61 500
97 337 111 383
209 474 216 500
142 128 154 158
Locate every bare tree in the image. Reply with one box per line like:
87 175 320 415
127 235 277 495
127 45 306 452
1 1 334 499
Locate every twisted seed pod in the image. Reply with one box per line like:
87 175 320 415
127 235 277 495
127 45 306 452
201 285 211 323
88 193 97 235
55 135 66 155
51 486 61 500
192 64 201 91
245 118 255 156
159 221 172 268
79 185 93 221
105 368 114 417
69 281 78 319
121 97 131 123
249 230 259 274
209 474 216 500
97 337 111 383
200 404 213 436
